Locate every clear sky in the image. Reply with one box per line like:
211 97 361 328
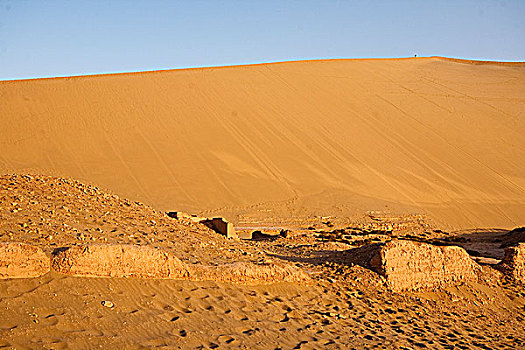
1 0 524 80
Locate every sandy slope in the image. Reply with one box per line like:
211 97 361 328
1 57 524 229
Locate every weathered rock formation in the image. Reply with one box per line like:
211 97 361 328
51 244 190 279
364 240 480 291
0 242 50 279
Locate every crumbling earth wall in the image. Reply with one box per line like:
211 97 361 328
0 242 50 279
200 217 238 239
498 243 525 282
2 240 311 285
366 240 480 292
191 261 311 286
51 244 190 279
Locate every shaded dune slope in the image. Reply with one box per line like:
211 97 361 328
1 57 524 229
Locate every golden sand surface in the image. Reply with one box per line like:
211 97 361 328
1 57 524 229
1 58 525 349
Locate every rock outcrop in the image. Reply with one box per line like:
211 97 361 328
0 242 50 279
365 240 480 291
51 244 190 279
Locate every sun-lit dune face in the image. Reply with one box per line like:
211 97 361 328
1 58 524 229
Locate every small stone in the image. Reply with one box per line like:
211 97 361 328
101 300 114 308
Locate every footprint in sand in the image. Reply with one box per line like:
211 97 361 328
293 340 309 349
41 339 69 350
236 326 259 336
217 335 235 344
163 304 174 311
40 314 59 326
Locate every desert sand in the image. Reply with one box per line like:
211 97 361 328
0 173 524 349
1 57 524 229
1 58 525 349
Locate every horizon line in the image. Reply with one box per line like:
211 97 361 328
2 55 525 83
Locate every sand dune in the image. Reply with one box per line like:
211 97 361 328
1 57 524 229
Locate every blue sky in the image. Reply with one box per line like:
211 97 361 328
0 0 524 80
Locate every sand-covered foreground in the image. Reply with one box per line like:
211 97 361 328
1 174 525 349
1 57 524 229
1 272 523 349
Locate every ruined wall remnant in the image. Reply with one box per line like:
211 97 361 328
190 261 311 286
0 242 50 279
166 211 205 223
201 217 238 239
50 243 309 285
498 243 525 282
51 244 190 279
365 240 480 292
